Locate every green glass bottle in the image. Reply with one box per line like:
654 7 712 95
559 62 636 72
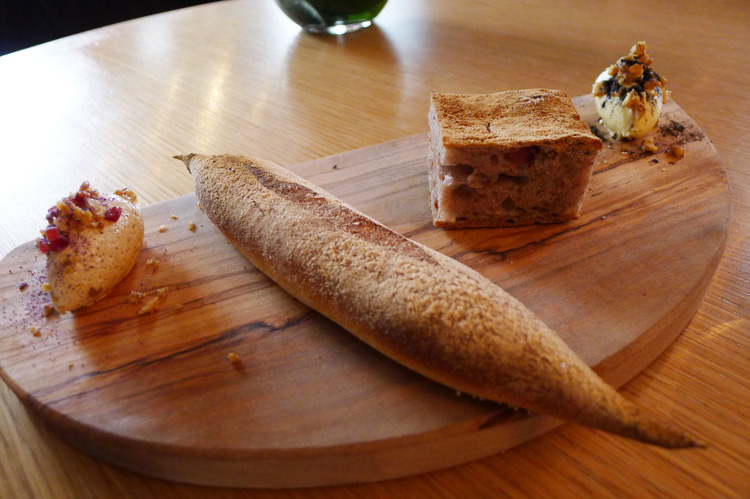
275 0 388 34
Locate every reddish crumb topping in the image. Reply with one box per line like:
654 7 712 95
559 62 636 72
37 182 136 255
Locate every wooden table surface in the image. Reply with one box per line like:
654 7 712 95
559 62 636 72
1 0 748 496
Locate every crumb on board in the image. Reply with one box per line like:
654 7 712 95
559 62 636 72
197 202 202 210
135 287 169 315
171 214 178 220
641 138 658 153
68 363 74 370
188 221 196 232
18 282 28 291
668 144 685 160
138 297 160 315
29 326 41 337
43 305 56 317
173 303 184 311
159 225 168 233
127 290 144 304
146 258 160 272
228 352 243 369
42 283 51 292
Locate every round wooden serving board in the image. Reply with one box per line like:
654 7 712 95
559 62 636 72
0 96 731 488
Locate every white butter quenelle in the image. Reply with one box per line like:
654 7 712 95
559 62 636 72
592 42 668 140
38 182 144 313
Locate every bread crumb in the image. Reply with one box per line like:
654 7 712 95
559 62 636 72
197 202 202 210
159 225 167 233
43 305 56 317
146 258 160 271
68 363 74 370
668 144 685 159
138 297 160 315
29 326 41 337
173 303 184 311
227 352 243 369
641 138 658 153
170 214 178 220
188 222 196 232
127 290 144 304
42 283 51 292
156 286 169 298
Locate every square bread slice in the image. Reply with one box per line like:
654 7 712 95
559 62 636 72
428 89 603 228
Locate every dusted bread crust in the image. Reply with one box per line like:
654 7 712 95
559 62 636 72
430 89 602 153
178 153 698 448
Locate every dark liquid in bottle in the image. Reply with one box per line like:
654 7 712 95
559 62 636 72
276 0 388 30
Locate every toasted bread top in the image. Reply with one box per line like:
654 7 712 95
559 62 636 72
430 89 603 150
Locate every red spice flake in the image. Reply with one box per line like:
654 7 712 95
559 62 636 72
72 191 87 208
103 206 122 222
46 206 61 224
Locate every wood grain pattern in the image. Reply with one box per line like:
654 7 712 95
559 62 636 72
1 0 748 496
0 97 729 487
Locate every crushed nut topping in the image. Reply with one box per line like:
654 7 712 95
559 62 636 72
592 42 668 119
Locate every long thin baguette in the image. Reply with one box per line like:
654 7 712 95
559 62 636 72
177 153 700 448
